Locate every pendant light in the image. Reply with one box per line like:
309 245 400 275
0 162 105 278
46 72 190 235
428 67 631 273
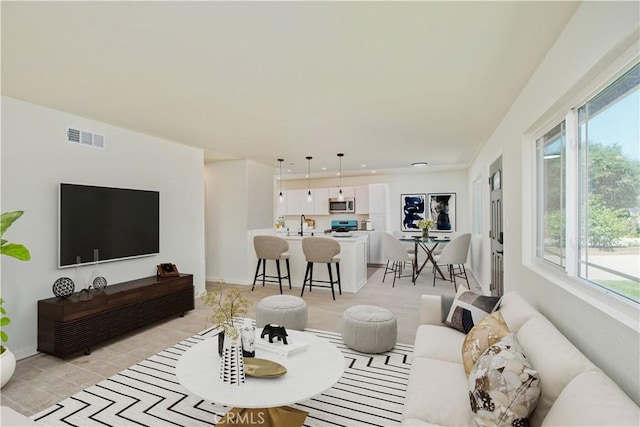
277 158 284 203
337 153 344 201
306 156 313 202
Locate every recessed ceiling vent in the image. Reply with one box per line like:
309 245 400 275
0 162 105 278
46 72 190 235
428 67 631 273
67 127 105 149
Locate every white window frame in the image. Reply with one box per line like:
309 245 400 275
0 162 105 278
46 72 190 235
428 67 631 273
524 50 640 330
535 121 567 268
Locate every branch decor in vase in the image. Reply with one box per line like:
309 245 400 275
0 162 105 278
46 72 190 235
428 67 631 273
202 288 250 385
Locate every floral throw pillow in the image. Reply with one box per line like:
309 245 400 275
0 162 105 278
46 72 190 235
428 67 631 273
468 334 541 427
445 290 501 334
462 310 511 377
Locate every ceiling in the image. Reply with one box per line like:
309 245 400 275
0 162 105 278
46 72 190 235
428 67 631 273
1 1 579 178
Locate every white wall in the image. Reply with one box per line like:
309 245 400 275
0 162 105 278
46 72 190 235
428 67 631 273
0 96 206 359
204 159 273 284
468 2 640 403
385 170 469 236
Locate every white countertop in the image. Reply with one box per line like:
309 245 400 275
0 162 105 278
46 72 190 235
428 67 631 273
281 233 367 241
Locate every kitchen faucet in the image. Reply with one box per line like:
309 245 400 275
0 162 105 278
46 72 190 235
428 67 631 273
299 214 305 236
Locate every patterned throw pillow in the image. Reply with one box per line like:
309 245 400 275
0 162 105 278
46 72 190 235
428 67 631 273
462 310 511 377
445 291 501 334
468 334 541 427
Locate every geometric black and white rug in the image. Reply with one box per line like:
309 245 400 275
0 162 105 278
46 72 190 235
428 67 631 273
32 328 413 426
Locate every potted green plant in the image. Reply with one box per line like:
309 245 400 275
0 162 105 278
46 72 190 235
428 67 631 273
417 218 434 239
1 210 31 388
0 299 10 356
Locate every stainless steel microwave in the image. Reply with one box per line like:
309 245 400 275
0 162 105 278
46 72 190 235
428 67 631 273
329 198 355 213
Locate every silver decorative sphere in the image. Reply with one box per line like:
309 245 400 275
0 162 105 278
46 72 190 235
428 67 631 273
92 276 108 291
53 277 75 299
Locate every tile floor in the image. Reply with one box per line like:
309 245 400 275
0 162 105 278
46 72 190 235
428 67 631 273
1 265 477 417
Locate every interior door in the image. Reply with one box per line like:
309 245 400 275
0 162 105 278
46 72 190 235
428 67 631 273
489 156 504 297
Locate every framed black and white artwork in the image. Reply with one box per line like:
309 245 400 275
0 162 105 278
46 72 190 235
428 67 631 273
428 193 456 232
401 193 426 231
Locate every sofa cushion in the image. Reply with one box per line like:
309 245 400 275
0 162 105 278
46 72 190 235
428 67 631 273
462 310 511 376
497 292 541 333
414 324 465 363
403 358 476 426
516 316 600 426
468 334 541 427
541 371 640 426
445 290 501 334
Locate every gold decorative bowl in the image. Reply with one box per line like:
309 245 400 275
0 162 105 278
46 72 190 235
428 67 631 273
244 358 287 378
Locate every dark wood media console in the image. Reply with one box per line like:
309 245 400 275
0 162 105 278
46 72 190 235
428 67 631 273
38 274 194 358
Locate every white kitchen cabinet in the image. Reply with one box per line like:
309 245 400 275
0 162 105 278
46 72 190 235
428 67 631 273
286 189 315 215
355 185 369 214
302 190 315 214
313 188 330 215
283 187 330 215
285 189 302 215
329 186 354 199
367 184 389 264
369 183 389 214
368 215 387 264
351 231 370 264
276 191 287 216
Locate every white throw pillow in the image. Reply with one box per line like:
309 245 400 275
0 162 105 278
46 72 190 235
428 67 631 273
468 334 541 427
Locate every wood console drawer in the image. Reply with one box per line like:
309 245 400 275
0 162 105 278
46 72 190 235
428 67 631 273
38 274 194 358
108 289 144 309
143 276 192 299
38 293 108 322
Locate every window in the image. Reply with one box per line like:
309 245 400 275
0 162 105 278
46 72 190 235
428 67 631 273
536 122 566 267
536 63 640 304
577 64 640 302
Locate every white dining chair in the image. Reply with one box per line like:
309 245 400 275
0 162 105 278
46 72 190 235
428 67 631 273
432 233 471 291
391 230 416 268
381 232 415 287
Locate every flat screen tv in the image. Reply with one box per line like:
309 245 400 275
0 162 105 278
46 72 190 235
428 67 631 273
59 183 160 267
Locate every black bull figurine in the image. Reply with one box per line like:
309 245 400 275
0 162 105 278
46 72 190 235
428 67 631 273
261 324 288 345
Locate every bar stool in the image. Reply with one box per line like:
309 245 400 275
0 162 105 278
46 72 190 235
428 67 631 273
252 235 291 294
300 237 341 300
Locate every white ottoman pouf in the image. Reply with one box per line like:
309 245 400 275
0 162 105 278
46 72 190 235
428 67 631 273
256 295 308 330
342 305 397 353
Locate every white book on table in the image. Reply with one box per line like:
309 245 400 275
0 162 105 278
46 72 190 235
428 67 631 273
254 335 308 357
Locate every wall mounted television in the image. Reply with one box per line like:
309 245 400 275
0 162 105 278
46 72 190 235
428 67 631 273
59 183 160 267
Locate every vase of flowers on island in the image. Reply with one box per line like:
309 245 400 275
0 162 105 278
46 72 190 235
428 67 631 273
417 218 434 239
202 288 250 385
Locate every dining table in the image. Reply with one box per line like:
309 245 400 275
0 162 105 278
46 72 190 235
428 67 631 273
398 236 451 282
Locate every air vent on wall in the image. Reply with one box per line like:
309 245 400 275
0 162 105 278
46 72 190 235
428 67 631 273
67 127 105 149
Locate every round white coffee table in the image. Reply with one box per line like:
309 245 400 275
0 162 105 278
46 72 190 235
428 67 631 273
176 329 345 409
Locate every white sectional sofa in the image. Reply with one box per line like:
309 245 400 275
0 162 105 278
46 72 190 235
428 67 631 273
402 291 640 426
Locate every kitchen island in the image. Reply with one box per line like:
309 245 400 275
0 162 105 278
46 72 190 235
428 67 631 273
248 231 368 293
